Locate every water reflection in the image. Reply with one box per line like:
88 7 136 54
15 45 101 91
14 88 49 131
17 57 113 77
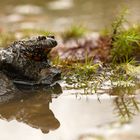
114 95 140 123
0 81 140 140
111 86 140 124
0 83 62 134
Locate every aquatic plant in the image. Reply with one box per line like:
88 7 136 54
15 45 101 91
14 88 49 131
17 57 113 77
111 28 140 63
109 62 136 87
63 58 103 94
111 9 128 39
62 60 137 95
110 10 140 63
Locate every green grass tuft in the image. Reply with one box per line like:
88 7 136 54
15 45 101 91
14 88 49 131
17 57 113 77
62 25 87 41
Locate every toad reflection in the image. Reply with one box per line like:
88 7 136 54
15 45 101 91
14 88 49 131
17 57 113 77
0 83 62 133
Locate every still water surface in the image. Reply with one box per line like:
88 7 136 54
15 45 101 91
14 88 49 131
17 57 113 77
0 82 140 140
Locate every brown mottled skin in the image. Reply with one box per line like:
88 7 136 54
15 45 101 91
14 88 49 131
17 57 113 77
0 36 61 89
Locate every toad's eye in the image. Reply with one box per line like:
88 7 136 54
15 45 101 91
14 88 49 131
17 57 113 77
47 35 55 39
38 36 46 41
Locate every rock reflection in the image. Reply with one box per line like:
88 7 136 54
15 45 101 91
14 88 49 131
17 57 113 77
0 83 62 133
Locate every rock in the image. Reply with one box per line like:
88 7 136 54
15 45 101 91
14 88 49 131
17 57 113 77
51 33 111 62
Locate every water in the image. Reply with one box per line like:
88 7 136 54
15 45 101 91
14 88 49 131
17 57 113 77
0 81 139 140
0 0 140 31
